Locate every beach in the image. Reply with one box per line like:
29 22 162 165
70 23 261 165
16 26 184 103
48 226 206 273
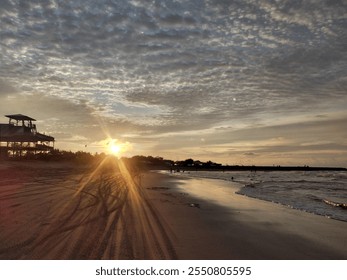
1 161 347 260
144 172 347 260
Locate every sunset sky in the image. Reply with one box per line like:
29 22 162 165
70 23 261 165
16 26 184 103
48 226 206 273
1 0 347 166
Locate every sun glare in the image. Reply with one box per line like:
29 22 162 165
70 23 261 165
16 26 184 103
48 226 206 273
104 139 132 156
109 143 121 155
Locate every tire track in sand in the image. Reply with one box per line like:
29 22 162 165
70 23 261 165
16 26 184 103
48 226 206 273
0 162 177 259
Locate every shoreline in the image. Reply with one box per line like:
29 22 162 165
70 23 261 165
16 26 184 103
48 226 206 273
170 166 347 172
167 169 347 223
143 171 347 259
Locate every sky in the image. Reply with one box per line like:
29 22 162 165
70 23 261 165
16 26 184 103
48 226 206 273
1 0 347 167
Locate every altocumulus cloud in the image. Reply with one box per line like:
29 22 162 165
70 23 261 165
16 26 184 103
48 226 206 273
0 0 347 165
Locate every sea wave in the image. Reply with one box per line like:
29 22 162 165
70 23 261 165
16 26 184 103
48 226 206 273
172 170 347 222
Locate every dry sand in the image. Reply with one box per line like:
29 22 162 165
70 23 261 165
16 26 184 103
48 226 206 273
0 160 176 260
0 161 346 260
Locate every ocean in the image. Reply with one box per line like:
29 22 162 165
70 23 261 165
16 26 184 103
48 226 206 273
169 170 347 222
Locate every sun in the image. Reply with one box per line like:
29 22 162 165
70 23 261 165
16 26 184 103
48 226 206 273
109 143 121 155
103 138 132 157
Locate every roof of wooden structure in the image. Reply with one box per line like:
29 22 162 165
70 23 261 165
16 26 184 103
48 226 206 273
5 114 36 121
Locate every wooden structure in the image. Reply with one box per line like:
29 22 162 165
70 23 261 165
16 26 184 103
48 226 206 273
0 114 55 158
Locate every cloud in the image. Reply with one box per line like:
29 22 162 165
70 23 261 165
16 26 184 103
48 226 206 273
0 79 18 96
147 113 347 162
0 92 148 148
1 0 346 165
243 152 257 156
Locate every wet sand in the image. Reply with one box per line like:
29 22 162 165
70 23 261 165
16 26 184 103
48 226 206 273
144 172 347 259
1 161 346 259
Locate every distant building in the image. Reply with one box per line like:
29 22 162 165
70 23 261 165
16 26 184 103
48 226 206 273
0 114 55 158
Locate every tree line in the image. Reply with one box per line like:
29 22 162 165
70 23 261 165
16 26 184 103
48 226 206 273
9 149 222 169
